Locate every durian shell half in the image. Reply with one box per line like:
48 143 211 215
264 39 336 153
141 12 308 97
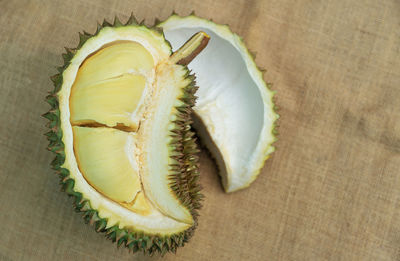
44 16 202 256
160 15 279 193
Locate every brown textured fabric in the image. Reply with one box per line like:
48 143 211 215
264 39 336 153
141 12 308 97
1 0 399 260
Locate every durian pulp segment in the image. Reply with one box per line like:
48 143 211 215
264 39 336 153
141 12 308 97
72 126 141 204
70 41 154 130
69 41 155 215
161 16 278 192
70 74 147 130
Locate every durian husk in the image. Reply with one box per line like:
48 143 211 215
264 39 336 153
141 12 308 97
43 14 202 255
159 14 279 193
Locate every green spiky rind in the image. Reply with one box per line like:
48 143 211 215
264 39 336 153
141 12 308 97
168 68 203 219
267 83 280 138
44 14 201 256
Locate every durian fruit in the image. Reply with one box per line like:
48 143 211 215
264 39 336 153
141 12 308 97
159 15 279 193
44 16 209 255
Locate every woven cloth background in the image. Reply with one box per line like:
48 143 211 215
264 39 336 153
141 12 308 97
1 0 399 260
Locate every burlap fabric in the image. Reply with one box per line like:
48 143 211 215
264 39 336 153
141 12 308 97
0 0 399 260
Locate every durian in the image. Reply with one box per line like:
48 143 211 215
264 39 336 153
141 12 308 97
160 15 278 192
44 15 208 255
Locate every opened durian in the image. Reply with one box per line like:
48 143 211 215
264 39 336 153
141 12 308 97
44 14 277 255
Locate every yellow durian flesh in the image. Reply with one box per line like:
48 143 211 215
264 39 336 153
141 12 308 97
72 126 141 204
74 41 154 85
70 41 153 130
70 74 146 129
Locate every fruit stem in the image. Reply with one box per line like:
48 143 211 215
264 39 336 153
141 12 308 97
170 31 210 65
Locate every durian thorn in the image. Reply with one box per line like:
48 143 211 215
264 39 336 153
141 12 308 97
170 31 210 66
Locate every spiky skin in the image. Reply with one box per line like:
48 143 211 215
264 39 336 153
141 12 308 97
43 15 202 256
